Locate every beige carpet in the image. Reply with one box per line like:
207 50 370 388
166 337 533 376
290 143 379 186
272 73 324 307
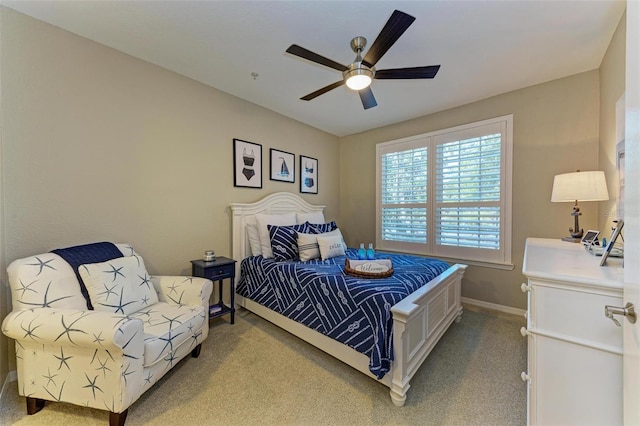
0 304 526 425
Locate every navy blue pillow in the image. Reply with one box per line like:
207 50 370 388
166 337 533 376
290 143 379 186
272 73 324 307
308 221 338 234
268 223 310 261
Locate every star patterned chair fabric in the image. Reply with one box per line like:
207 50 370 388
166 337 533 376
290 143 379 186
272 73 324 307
1 242 213 425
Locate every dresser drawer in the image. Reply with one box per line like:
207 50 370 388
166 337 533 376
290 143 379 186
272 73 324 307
529 279 622 349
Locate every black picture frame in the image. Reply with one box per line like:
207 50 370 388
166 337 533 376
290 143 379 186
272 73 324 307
300 155 318 194
269 149 295 183
600 220 624 266
233 139 262 188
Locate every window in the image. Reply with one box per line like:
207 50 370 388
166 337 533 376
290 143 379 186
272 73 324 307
376 115 512 266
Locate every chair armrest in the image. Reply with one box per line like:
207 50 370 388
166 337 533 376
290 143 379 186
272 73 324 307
2 308 144 355
151 276 213 307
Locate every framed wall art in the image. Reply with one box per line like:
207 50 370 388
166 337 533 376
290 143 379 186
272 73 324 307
300 155 318 194
270 149 295 183
233 139 262 188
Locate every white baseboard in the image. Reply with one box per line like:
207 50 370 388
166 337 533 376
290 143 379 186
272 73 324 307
0 370 17 411
462 297 526 317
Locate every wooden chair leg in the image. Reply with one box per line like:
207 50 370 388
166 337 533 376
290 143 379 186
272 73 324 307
109 409 128 426
26 397 45 415
191 343 202 358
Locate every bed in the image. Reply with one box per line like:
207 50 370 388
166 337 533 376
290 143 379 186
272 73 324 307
230 192 467 406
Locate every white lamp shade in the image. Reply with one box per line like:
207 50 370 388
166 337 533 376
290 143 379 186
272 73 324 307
551 171 609 202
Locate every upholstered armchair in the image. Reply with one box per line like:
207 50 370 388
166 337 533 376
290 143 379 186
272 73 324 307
1 242 213 425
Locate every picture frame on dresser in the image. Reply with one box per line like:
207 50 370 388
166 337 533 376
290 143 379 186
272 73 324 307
600 219 624 266
233 139 262 188
300 155 318 194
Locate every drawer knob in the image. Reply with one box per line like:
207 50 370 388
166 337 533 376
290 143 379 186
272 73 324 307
521 283 532 293
523 310 528 319
520 326 531 337
521 371 531 382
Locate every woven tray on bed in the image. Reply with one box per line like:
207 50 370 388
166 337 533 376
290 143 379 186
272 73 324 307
344 258 394 279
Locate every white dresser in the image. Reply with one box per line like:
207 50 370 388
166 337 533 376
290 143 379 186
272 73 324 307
521 238 624 426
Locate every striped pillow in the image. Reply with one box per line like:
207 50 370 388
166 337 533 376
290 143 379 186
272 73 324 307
297 232 321 261
268 223 310 261
308 221 338 234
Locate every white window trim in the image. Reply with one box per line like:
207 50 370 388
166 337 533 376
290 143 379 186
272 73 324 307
376 115 513 268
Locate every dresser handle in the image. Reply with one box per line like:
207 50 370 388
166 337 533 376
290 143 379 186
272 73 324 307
520 327 531 337
605 303 637 326
521 372 531 382
521 283 532 293
523 310 528 319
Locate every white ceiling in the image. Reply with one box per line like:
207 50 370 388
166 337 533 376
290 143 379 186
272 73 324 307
2 0 626 137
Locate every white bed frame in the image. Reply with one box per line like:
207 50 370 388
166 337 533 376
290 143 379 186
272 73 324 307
230 192 467 406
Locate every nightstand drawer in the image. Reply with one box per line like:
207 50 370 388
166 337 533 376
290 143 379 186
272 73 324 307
202 265 233 280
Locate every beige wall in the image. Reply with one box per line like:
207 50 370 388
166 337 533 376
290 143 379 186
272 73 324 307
0 8 339 375
599 11 626 230
340 70 601 310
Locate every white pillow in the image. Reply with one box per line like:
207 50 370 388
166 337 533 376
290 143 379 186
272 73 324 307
296 211 325 225
298 228 347 261
79 255 159 315
297 232 321 261
247 223 262 256
255 213 296 258
317 234 346 260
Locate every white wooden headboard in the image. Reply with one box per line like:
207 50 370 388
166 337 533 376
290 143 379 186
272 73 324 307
229 192 325 280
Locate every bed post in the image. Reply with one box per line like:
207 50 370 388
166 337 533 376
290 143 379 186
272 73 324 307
389 317 411 407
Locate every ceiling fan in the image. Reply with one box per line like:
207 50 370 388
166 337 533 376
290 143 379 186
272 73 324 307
285 10 440 110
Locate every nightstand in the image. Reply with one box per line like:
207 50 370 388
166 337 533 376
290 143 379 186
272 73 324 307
191 257 237 324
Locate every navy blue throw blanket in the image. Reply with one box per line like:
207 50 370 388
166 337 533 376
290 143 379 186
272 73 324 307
51 242 124 310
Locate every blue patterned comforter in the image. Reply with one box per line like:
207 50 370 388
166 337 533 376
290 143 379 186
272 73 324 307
236 249 450 378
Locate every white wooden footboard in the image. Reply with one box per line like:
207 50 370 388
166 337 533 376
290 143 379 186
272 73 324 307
389 263 466 406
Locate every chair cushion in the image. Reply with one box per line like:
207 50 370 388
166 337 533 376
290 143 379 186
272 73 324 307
129 302 207 367
7 253 89 311
51 241 124 310
79 255 159 315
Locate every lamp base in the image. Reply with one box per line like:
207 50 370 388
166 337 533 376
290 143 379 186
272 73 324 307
561 236 582 243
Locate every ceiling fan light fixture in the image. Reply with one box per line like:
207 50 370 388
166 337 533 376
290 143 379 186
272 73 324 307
286 10 439 109
344 68 373 91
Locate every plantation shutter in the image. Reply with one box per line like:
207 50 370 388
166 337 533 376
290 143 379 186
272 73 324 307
378 138 429 252
435 133 502 249
431 120 509 263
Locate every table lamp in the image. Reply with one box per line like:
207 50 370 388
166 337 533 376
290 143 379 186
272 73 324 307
551 170 609 242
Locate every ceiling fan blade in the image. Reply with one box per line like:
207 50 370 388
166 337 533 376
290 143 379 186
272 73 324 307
286 44 348 72
300 80 345 101
362 10 416 68
375 65 440 79
358 87 377 109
